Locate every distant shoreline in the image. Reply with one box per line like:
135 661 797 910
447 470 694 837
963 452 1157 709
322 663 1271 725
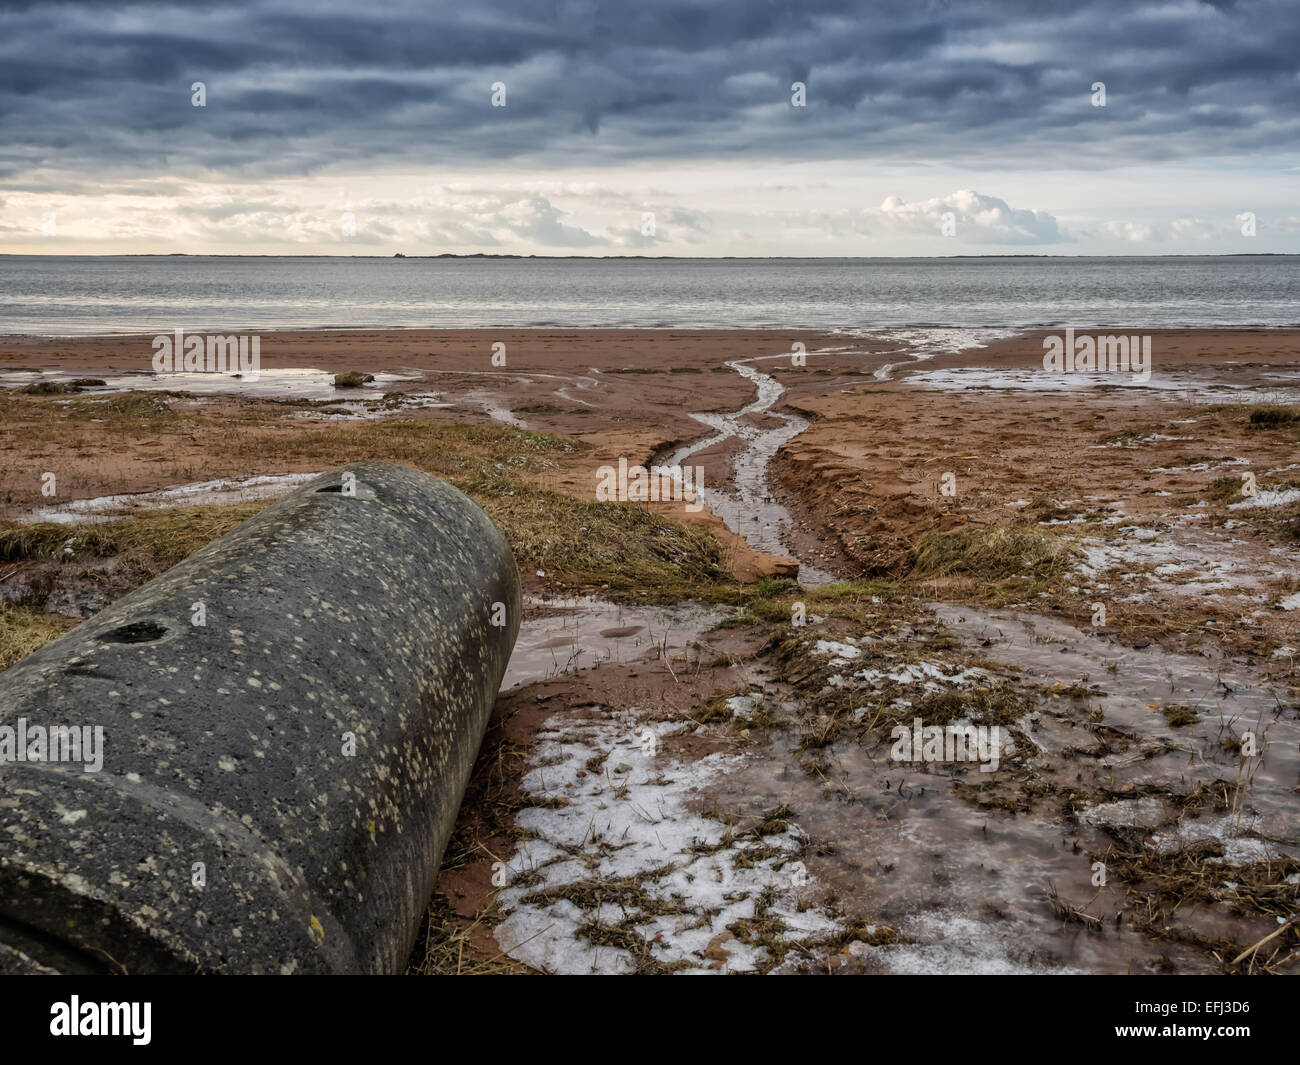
2 252 1298 260
4 324 1300 342
4 324 1300 349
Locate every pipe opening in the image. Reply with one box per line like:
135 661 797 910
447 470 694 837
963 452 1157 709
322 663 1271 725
97 620 168 644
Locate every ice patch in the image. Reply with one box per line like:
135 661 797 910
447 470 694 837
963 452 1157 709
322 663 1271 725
849 911 1083 975
1146 814 1276 867
1151 458 1250 473
10 473 318 524
853 661 988 692
812 639 862 665
1076 796 1169 828
493 708 842 974
1229 489 1300 510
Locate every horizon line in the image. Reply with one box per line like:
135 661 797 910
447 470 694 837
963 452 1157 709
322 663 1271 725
2 252 1297 260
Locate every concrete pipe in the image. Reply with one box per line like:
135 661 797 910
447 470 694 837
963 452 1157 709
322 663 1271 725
0 461 521 974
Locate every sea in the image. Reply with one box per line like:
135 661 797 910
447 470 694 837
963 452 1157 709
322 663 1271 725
1 254 1298 336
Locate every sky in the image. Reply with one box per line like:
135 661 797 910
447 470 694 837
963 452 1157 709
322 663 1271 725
0 0 1297 256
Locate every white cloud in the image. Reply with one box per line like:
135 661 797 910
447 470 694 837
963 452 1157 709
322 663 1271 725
1086 213 1300 244
493 195 599 247
805 189 1067 245
2 169 1297 256
1099 220 1159 242
875 189 1066 244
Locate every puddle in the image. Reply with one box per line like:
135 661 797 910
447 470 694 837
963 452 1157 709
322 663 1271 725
705 711 1125 973
1075 520 1294 603
503 596 734 690
286 393 453 420
908 365 1300 401
418 367 605 417
662 355 833 580
697 603 1299 973
933 603 1300 838
855 327 1022 381
4 473 319 524
1 367 421 401
461 389 527 427
495 598 864 973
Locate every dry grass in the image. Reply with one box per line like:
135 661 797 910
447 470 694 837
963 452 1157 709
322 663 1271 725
1248 406 1300 430
1094 826 1300 971
0 503 266 573
0 455 736 672
0 390 581 508
910 523 1080 581
1204 474 1248 504
64 391 187 423
0 604 76 670
473 480 729 598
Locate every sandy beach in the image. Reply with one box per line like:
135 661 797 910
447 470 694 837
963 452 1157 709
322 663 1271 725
2 325 1296 599
2 326 1297 974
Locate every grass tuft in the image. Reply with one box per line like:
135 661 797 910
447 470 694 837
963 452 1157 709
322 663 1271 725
910 524 1079 580
474 481 729 597
333 372 375 388
0 604 76 671
1247 406 1299 428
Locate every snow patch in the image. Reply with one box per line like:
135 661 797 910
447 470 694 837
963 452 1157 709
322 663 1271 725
493 708 842 974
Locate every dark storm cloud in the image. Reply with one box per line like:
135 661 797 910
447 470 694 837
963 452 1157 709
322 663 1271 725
0 0 1296 186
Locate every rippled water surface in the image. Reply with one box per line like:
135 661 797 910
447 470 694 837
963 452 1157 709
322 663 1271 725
3 255 1298 334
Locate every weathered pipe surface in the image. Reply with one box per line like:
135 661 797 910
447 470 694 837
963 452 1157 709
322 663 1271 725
0 461 520 974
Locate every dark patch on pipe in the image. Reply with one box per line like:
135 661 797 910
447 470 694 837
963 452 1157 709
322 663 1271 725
0 461 521 974
97 620 170 644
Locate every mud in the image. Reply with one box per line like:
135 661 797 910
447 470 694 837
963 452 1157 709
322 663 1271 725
698 603 1297 974
4 326 1297 975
